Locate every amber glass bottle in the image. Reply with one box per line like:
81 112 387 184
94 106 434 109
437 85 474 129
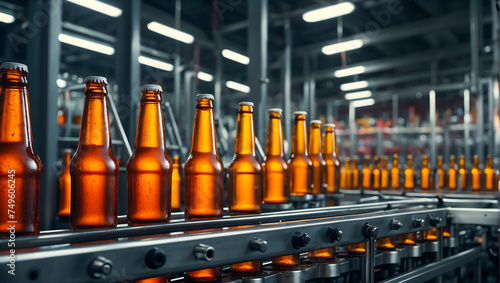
484 155 495 191
437 156 445 189
344 158 352 189
471 155 482 191
228 102 262 276
399 232 417 245
347 242 366 254
70 76 119 230
459 155 468 190
361 156 371 190
448 155 457 190
391 154 400 190
272 254 300 269
288 111 313 195
309 120 326 194
322 124 340 193
421 155 430 190
381 156 389 190
127 85 172 226
171 156 182 212
404 155 415 191
262 109 289 204
372 156 380 190
377 236 396 250
58 149 72 217
0 62 42 237
422 229 438 241
351 157 359 189
184 94 224 282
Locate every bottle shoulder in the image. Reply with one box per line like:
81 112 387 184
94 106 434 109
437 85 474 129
0 143 42 174
184 152 224 173
228 154 261 172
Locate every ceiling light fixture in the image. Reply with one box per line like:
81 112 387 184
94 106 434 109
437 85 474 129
58 33 115 55
147 21 194 44
352 98 375 108
334 66 366 78
222 49 250 65
322 39 364 55
226 81 250 93
138 56 174 71
66 0 122 17
197 71 213 82
303 2 355 23
345 90 372 100
340 80 369 91
0 11 15 24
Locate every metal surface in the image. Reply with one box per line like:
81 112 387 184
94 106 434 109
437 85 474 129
107 95 133 157
448 207 500 225
283 17 292 153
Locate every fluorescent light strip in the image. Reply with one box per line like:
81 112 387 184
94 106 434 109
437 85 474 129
345 90 372 100
334 66 366 78
222 49 250 65
0 11 15 23
322 39 364 55
58 33 115 55
147 21 194 44
66 0 122 17
340 80 368 91
198 71 213 82
226 81 250 93
303 2 355 23
57 79 67 88
352 98 375 108
138 56 173 71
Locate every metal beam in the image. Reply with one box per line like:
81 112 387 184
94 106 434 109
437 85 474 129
283 17 292 154
247 0 268 142
26 0 62 230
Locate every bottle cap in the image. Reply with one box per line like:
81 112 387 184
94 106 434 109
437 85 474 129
197 94 215 100
238 101 254 106
293 111 307 115
310 120 322 125
141 84 163 92
85 76 107 84
324 123 336 128
0 62 28 73
63 149 72 154
268 108 283 113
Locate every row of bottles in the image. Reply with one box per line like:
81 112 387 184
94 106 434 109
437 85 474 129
341 154 498 191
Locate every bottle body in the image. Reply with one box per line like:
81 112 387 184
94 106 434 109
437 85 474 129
309 120 326 194
127 85 172 226
391 155 400 190
171 156 182 211
58 150 72 217
404 155 414 191
322 124 341 193
448 156 457 190
351 158 359 189
372 156 380 190
484 156 495 191
471 155 481 191
380 156 389 190
437 156 445 189
70 77 118 230
459 155 468 190
362 156 371 190
184 95 223 281
288 112 313 195
421 155 430 190
0 63 42 236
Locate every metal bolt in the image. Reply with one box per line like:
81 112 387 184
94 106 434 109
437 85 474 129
390 219 403 230
193 244 215 261
326 227 343 243
88 256 113 279
292 232 311 249
430 215 442 226
145 248 166 269
362 222 379 239
413 218 425 228
249 237 268 253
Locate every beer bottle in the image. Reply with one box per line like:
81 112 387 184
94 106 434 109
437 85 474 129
372 156 381 190
459 155 468 190
398 232 417 245
351 157 359 189
228 102 262 276
437 156 445 189
309 120 326 194
344 158 352 189
484 155 496 191
171 156 182 212
70 76 119 230
391 154 400 190
404 155 415 191
127 84 172 226
263 109 289 204
272 254 300 269
347 242 366 254
422 228 438 241
380 156 389 190
322 124 340 193
184 94 224 282
376 236 396 250
288 111 313 195
340 158 347 189
448 155 457 190
362 155 371 190
421 155 430 190
0 62 42 236
471 155 482 191
58 149 72 217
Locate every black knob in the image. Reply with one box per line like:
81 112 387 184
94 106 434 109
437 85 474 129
292 231 311 249
194 244 215 261
413 218 425 228
145 248 166 269
88 256 113 279
326 227 343 243
249 237 268 253
362 222 379 239
390 219 403 230
429 216 442 226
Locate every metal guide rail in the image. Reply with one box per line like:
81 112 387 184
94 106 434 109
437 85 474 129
0 196 498 283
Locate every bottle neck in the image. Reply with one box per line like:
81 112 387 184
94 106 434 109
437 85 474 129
487 158 492 168
135 99 165 149
450 157 455 166
309 126 322 155
352 160 357 169
460 158 465 169
474 158 479 168
190 103 217 153
364 160 369 168
266 116 284 156
0 84 32 144
79 94 111 147
235 110 256 155
381 159 387 169
344 160 349 169
322 131 334 155
423 159 428 167
407 159 412 169
62 152 71 173
292 119 308 154
437 158 443 169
